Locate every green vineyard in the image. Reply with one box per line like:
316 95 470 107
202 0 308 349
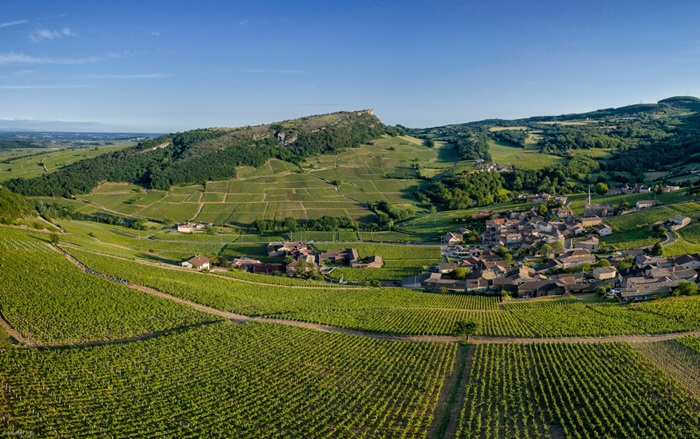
0 229 220 344
0 323 455 438
457 343 700 439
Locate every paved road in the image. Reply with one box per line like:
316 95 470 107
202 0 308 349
661 227 676 245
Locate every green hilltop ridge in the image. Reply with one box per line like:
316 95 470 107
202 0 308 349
406 96 700 189
6 109 399 197
4 96 700 230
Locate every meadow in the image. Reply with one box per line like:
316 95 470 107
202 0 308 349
487 140 564 169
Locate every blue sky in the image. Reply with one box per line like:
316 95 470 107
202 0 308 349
0 0 699 132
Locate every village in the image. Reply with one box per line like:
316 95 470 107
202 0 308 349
176 186 699 304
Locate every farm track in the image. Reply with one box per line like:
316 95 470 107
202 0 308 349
191 202 205 221
0 313 35 347
429 343 475 439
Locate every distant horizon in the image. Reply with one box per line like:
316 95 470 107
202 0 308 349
1 1 699 132
0 94 694 134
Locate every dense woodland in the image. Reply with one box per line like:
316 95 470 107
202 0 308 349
6 111 396 196
419 171 508 209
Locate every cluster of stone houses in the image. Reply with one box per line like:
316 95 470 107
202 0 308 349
614 254 700 302
478 208 612 252
408 243 700 301
605 183 680 195
477 162 512 173
179 242 384 277
402 255 596 298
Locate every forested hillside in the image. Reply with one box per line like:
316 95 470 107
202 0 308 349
6 110 400 197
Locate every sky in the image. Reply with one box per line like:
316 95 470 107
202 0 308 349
0 0 699 132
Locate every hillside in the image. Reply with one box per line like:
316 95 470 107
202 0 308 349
6 110 399 197
408 96 700 185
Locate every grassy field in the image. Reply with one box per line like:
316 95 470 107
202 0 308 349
665 221 700 255
488 140 564 169
0 143 133 182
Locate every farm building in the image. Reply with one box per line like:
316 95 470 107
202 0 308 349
267 242 312 257
176 222 207 233
595 224 613 236
574 235 599 252
592 266 618 282
319 248 360 265
673 254 700 270
181 255 210 270
351 255 383 269
669 215 691 230
554 249 597 269
635 200 656 209
421 273 466 292
231 257 261 270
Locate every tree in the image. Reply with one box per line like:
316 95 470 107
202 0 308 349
50 233 60 245
453 320 479 341
617 256 634 271
651 242 663 256
366 279 381 287
453 267 469 280
594 182 609 195
673 281 699 296
539 244 553 256
597 259 611 267
537 203 548 217
282 216 297 232
596 283 612 297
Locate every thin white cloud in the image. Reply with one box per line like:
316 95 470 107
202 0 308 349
29 27 77 43
0 84 89 90
0 20 26 28
87 73 170 79
0 117 37 121
0 52 100 65
238 20 248 26
240 68 303 74
151 31 160 36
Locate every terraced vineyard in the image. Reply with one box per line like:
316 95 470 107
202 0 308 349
458 343 700 439
0 229 221 344
0 323 456 438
